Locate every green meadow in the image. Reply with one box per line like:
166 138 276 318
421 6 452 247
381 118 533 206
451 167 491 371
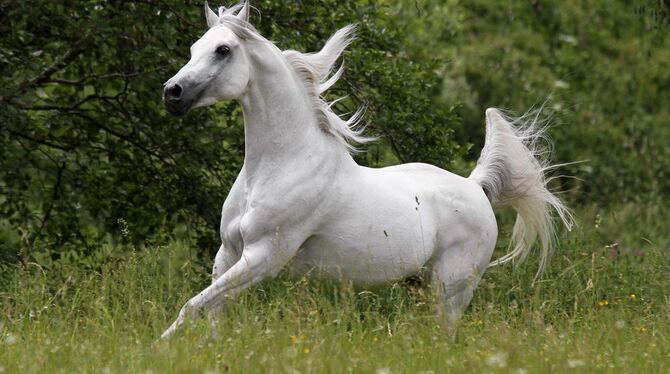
2 203 668 373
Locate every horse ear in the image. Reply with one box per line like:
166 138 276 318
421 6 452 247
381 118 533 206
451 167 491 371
204 2 219 28
236 1 250 22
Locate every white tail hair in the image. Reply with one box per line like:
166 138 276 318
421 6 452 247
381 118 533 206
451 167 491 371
283 25 375 152
469 108 574 278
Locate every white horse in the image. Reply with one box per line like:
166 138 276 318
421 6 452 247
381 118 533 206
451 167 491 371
160 1 573 339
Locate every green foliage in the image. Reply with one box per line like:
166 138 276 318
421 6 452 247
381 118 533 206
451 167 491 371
0 1 460 262
398 0 670 203
4 0 666 261
0 1 241 262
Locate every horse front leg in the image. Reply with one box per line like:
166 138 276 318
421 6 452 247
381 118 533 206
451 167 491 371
212 243 241 282
160 237 297 339
207 243 242 337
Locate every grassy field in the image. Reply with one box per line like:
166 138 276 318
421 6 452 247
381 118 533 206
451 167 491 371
1 202 669 373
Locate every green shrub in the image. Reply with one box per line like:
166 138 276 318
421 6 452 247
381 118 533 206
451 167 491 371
399 0 670 203
0 1 462 262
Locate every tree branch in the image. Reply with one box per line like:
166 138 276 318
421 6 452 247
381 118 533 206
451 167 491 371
4 128 73 152
2 30 92 104
66 110 164 160
23 161 66 263
43 66 171 86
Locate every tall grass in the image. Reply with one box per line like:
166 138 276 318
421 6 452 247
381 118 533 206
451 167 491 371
1 202 668 373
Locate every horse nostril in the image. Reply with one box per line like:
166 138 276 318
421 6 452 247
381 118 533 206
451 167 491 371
166 84 183 101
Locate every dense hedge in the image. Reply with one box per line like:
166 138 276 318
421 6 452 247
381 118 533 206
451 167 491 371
398 0 669 204
1 1 667 264
0 1 460 263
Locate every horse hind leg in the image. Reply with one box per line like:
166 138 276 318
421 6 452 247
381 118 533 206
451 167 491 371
432 238 495 341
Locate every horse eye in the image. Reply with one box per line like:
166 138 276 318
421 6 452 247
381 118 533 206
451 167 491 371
215 45 230 57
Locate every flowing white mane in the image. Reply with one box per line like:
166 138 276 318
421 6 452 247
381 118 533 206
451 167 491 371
214 6 373 152
282 26 374 152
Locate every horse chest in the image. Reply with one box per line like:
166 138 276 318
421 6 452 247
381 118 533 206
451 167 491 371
219 184 248 253
221 213 244 253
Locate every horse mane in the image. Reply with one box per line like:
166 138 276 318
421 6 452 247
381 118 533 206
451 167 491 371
282 25 374 152
215 5 373 152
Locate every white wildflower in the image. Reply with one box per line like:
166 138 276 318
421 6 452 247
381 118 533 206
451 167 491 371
558 34 578 44
486 351 508 368
554 80 570 89
567 359 586 368
4 334 16 345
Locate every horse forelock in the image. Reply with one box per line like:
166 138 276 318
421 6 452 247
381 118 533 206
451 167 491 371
208 3 261 41
215 16 263 41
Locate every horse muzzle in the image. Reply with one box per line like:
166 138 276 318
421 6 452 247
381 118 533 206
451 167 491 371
163 81 196 116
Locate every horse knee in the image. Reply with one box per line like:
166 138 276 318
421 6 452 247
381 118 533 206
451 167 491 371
212 244 239 282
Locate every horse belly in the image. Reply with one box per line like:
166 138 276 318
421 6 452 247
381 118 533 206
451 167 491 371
289 210 437 284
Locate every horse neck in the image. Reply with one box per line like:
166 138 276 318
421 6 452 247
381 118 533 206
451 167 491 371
239 44 354 180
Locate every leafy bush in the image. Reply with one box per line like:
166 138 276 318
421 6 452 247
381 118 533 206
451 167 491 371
398 0 670 204
0 1 461 262
2 0 667 263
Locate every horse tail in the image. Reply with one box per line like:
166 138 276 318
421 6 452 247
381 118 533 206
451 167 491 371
469 108 574 278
